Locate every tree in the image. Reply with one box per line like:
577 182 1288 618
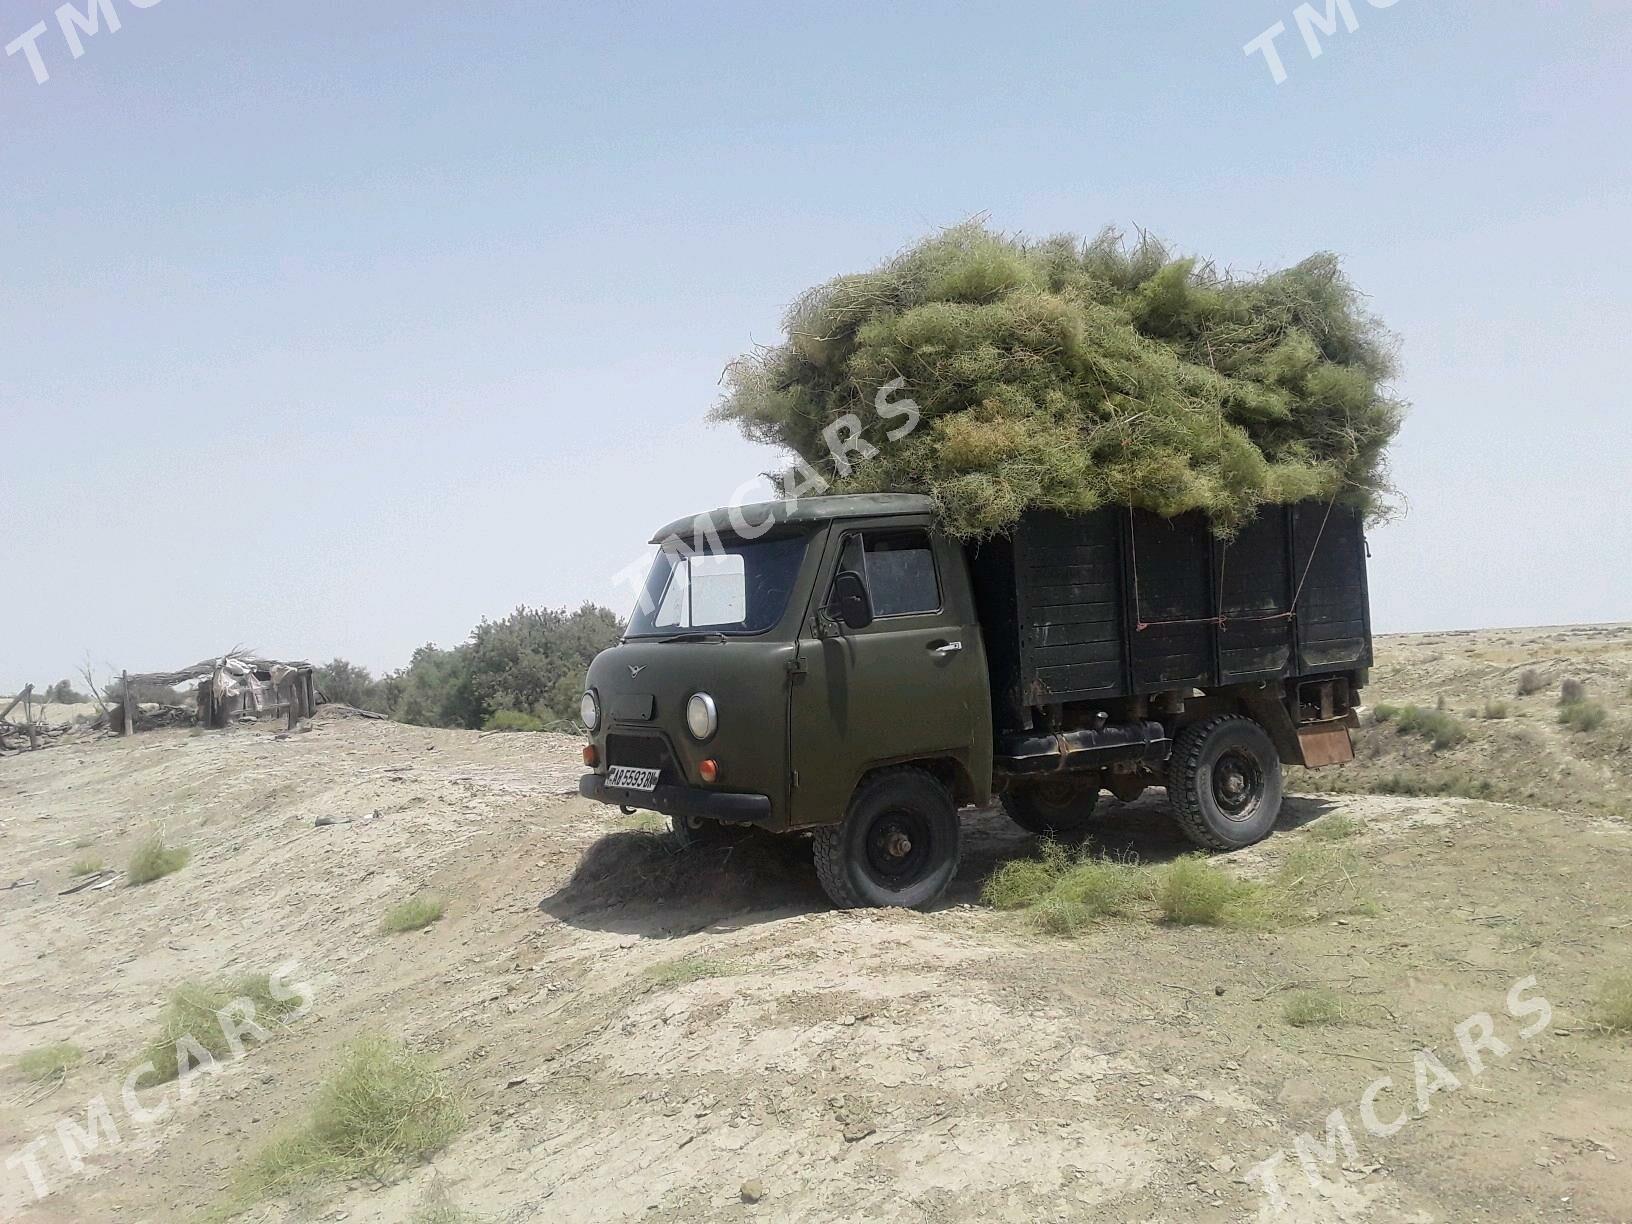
315 659 388 711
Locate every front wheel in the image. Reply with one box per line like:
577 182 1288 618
813 768 960 910
1166 715 1284 850
1000 777 1101 837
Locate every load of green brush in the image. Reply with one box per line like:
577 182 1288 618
715 223 1403 537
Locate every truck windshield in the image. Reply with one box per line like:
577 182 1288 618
626 533 808 638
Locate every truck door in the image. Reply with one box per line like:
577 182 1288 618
788 519 991 828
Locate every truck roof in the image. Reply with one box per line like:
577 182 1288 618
650 493 935 544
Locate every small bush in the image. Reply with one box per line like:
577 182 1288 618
1364 771 1496 799
1307 814 1360 841
70 856 105 876
17 1042 82 1082
1155 857 1242 926
983 843 1147 933
1559 678 1586 705
1391 705 1467 750
481 708 544 733
983 842 1369 934
410 1181 488 1224
1559 702 1607 732
1591 975 1632 1034
1481 700 1509 720
381 895 446 933
1371 703 1399 724
646 957 739 988
1282 989 1348 1027
137 975 304 1086
239 1037 462 1195
1266 844 1370 923
127 830 189 885
1516 669 1545 696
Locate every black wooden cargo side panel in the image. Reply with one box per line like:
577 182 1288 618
1128 512 1211 689
1217 508 1294 680
969 500 1372 718
1293 503 1372 671
1015 510 1125 702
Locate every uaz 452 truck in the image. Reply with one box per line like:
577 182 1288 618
579 494 1370 909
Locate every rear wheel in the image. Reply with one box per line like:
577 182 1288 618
813 768 960 910
1000 777 1101 837
1166 715 1283 850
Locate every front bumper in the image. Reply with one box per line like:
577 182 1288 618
579 773 773 826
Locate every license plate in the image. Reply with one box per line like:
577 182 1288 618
607 765 660 792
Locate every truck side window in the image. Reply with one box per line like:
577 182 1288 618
835 528 940 618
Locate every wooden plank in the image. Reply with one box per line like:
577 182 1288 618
122 671 135 737
0 685 30 724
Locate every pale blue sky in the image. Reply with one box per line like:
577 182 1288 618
4 1 1629 689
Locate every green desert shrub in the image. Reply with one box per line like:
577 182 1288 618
1481 700 1509 720
481 708 544 732
1282 988 1349 1027
381 895 446 933
1358 771 1496 799
982 842 1145 933
1389 705 1466 750
136 975 304 1086
715 223 1404 539
1516 669 1545 696
239 1037 462 1195
70 856 104 876
1307 814 1360 841
1559 678 1586 705
126 830 189 885
17 1042 82 1082
983 841 1367 934
646 957 740 988
1591 975 1632 1034
1154 857 1243 925
1559 701 1607 732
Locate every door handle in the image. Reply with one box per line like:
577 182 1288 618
929 641 963 657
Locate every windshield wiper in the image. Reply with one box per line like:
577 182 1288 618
657 631 728 644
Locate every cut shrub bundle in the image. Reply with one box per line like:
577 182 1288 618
716 223 1404 537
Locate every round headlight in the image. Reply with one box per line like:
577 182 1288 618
580 690 600 731
685 692 718 741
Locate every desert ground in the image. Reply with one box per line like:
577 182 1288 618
2 626 1629 1223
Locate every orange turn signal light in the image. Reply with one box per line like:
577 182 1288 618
582 744 599 767
698 759 720 784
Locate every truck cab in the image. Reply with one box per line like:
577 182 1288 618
580 493 1367 910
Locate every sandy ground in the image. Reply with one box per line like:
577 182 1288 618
1 628 1629 1223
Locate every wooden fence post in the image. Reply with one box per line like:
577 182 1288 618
122 670 135 737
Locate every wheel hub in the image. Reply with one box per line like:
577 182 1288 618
864 809 932 884
1211 748 1264 819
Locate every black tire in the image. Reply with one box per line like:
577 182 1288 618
1165 715 1284 850
812 768 960 910
1000 777 1101 837
669 813 743 850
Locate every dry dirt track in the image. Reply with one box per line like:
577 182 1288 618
2 629 1630 1223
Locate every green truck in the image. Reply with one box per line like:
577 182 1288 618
579 493 1370 909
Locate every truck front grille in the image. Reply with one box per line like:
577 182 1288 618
605 732 680 782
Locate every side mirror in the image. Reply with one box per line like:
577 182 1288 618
829 570 874 630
